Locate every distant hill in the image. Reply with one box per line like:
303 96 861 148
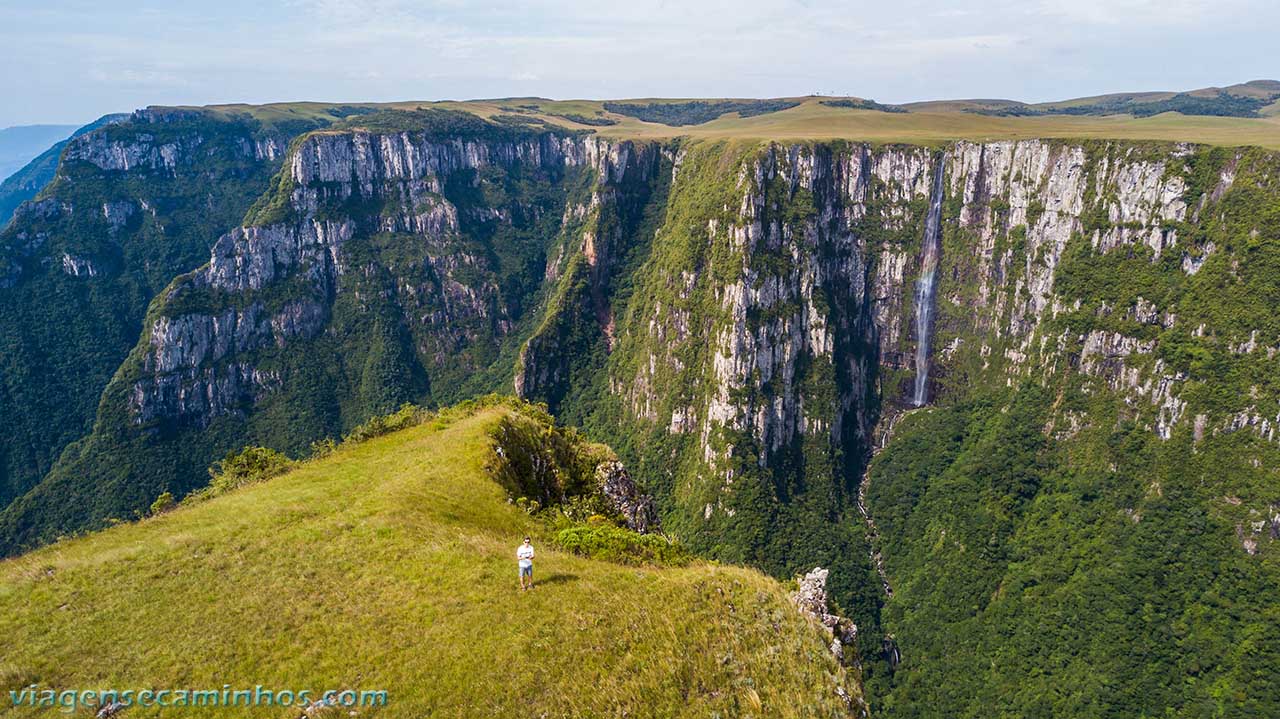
0 115 127 226
905 79 1280 118
0 402 862 718
0 124 79 181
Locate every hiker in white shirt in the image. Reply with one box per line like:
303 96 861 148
517 537 536 590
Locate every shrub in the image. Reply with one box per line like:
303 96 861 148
492 114 546 126
550 113 618 127
344 403 428 444
148 491 175 516
486 405 600 504
552 520 690 566
309 437 338 459
205 446 293 496
558 493 617 524
819 98 908 113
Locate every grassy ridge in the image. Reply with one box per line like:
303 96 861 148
0 408 859 718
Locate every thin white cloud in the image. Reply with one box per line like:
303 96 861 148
1035 0 1232 25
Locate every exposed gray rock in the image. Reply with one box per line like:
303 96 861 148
129 361 281 428
128 127 654 431
95 700 126 718
102 200 136 235
15 198 68 221
206 220 353 292
616 138 1254 506
60 253 99 277
594 459 658 533
65 129 199 172
793 567 859 664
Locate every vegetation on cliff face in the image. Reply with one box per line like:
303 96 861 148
0 404 862 718
867 386 1280 718
567 140 887 666
858 141 1280 716
0 108 320 511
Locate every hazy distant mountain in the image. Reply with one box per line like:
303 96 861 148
0 116 126 226
0 124 79 181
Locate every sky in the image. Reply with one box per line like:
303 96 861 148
2 0 1278 127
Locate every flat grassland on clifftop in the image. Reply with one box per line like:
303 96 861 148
197 94 1280 149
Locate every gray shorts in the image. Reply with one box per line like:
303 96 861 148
519 563 533 577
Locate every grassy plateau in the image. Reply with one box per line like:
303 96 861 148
191 93 1280 149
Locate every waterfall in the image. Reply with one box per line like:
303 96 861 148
911 155 946 407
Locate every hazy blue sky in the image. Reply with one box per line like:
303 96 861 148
2 0 1277 127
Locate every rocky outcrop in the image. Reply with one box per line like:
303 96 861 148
129 300 326 427
59 253 99 277
64 130 199 172
205 220 354 292
594 460 658 533
62 107 288 173
793 567 866 716
793 567 859 663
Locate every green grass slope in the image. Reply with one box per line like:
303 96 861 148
0 407 859 718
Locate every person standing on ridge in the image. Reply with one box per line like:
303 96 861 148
517 537 536 591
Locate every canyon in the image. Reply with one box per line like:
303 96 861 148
2 105 1278 715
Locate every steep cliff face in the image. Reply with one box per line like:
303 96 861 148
0 107 316 509
581 142 891 626
601 137 1271 523
10 125 1271 566
513 140 668 414
863 142 1280 714
136 121 653 433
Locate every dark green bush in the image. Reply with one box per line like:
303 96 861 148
148 491 175 516
202 446 293 497
819 99 907 113
344 403 428 444
552 520 689 566
550 113 618 127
